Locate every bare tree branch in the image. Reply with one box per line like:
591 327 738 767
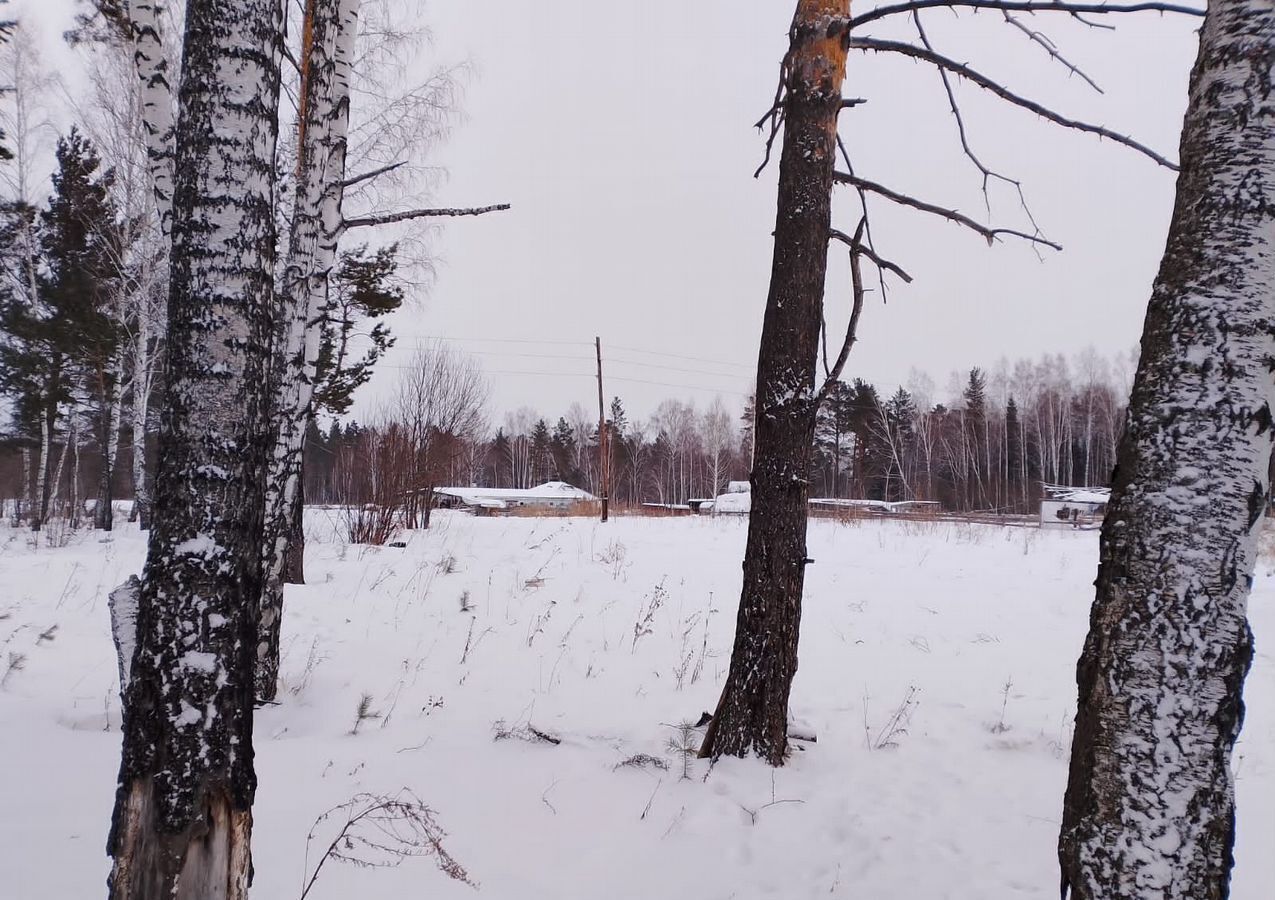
848 36 1178 170
343 203 510 230
1001 13 1103 93
829 228 913 283
817 224 869 403
849 1 1205 31
909 10 1047 242
342 160 407 189
833 171 1064 250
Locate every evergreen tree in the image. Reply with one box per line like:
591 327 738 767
1006 396 1023 511
883 387 916 501
963 368 988 508
312 244 404 417
550 416 577 483
530 417 552 483
0 128 122 528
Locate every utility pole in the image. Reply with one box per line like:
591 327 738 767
595 336 609 522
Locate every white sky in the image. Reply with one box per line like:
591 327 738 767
17 0 1201 421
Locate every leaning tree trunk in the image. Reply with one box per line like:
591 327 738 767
700 0 849 765
256 0 358 702
1059 6 1275 898
106 0 282 896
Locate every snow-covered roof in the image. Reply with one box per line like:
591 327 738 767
712 491 752 513
1041 484 1110 505
710 491 940 515
810 498 940 513
435 482 596 509
725 481 751 494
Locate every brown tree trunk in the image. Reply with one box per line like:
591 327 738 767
1059 5 1274 897
107 0 282 894
701 0 849 765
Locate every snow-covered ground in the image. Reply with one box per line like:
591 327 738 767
1 511 1271 899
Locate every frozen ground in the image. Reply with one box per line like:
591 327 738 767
1 511 1271 899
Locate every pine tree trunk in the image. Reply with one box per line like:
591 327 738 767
257 0 358 702
107 0 282 895
1059 7 1274 897
700 0 848 765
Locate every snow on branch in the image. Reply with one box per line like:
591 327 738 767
343 203 511 230
848 1 1205 31
848 36 1178 170
341 160 407 189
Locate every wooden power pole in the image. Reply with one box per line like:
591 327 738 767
595 336 609 522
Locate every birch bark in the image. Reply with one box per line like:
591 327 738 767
1059 6 1275 897
256 0 359 701
107 0 282 894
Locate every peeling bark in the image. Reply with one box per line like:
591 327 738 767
1059 7 1275 898
107 0 282 895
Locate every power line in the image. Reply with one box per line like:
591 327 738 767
608 342 754 371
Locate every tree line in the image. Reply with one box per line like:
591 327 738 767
298 348 1133 515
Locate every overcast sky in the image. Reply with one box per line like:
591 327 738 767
19 1 1202 422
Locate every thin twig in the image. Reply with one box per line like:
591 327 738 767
848 37 1177 170
1001 12 1103 93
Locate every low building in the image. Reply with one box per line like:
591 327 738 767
434 481 597 515
702 482 938 516
1039 485 1110 529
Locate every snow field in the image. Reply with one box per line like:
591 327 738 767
0 512 1270 899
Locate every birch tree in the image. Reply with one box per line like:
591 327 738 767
256 0 359 702
1059 5 1275 896
107 1 282 896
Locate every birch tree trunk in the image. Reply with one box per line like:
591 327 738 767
127 0 176 239
256 0 358 702
700 0 849 765
107 0 282 895
1059 6 1275 897
33 408 50 532
130 301 154 528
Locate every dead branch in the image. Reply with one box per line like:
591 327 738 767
849 1 1205 31
753 6 802 178
829 229 913 283
343 203 511 230
910 11 1045 234
1001 13 1103 93
848 36 1177 170
817 221 869 401
833 171 1064 250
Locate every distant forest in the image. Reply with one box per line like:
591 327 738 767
302 350 1135 514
